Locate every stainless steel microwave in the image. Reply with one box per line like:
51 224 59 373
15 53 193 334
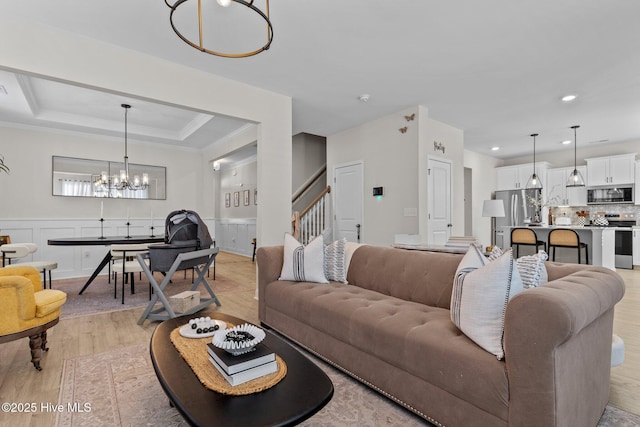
587 186 634 204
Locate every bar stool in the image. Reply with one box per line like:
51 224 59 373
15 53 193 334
510 228 546 258
548 229 588 264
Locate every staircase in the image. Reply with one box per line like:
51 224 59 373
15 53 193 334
292 186 331 245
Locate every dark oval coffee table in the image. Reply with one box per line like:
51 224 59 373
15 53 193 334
150 312 334 426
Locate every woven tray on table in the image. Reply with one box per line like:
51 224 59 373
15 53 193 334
169 326 287 396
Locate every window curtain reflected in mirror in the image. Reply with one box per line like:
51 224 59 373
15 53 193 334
60 179 93 197
59 178 149 198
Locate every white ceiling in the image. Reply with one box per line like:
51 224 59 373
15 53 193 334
2 0 640 159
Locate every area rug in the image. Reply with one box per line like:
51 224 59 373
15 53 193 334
55 344 640 427
55 272 249 319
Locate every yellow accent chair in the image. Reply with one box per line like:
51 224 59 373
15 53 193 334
0 266 67 370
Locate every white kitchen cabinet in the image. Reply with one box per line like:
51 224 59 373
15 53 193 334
586 154 636 186
546 166 587 206
634 228 640 266
496 162 549 191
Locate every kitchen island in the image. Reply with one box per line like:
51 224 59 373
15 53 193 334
500 225 616 270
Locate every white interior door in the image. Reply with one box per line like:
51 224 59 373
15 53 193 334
334 162 363 243
427 157 452 245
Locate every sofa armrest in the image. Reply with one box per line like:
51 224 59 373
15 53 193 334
0 276 37 333
0 266 43 292
504 267 625 426
256 246 284 322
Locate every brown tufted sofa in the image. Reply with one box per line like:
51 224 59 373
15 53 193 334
257 244 625 427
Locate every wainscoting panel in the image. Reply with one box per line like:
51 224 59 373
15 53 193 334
0 218 172 279
214 219 256 257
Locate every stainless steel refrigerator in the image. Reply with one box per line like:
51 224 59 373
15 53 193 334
494 189 541 249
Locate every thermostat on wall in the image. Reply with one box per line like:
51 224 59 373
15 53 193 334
373 187 384 197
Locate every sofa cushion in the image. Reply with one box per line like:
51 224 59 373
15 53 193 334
264 279 509 419
279 234 327 283
346 246 463 309
451 248 523 359
34 289 66 317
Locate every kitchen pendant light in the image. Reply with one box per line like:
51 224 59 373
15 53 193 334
526 133 543 189
566 125 586 187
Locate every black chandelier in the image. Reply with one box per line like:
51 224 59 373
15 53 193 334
93 104 148 195
164 0 273 58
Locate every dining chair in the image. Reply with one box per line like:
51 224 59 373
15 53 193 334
1 243 58 288
110 243 151 304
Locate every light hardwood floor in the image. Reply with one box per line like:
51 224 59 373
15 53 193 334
0 252 638 427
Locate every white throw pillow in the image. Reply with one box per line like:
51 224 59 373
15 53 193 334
324 238 348 284
451 244 489 331
454 244 489 277
451 249 524 360
279 234 328 283
515 250 548 289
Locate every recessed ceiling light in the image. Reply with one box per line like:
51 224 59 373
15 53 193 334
561 140 572 145
491 146 500 151
561 94 577 102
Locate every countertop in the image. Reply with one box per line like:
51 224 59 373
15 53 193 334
504 225 624 231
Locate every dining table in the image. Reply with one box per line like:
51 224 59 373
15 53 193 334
47 235 164 294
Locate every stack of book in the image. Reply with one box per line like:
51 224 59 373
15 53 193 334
444 236 479 248
207 342 277 386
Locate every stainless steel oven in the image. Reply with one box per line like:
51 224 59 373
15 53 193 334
587 214 635 269
615 228 633 269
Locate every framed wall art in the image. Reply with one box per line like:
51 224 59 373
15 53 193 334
225 193 231 208
234 191 240 207
254 188 258 205
243 189 250 206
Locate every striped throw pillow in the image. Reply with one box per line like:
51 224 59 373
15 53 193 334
515 250 548 288
324 238 347 283
279 233 328 283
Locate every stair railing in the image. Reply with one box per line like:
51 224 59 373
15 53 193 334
292 186 331 245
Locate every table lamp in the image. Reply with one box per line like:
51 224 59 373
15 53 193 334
482 199 505 247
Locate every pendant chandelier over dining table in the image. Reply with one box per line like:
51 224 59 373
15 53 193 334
116 104 148 191
164 0 273 58
94 104 149 193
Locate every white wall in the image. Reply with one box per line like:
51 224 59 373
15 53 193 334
463 149 502 247
0 125 200 220
327 107 420 246
0 15 292 249
327 106 465 247
292 133 326 190
218 161 258 219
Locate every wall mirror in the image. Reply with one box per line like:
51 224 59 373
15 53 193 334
52 156 166 199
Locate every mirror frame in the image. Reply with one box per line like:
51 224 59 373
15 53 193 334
52 155 167 200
